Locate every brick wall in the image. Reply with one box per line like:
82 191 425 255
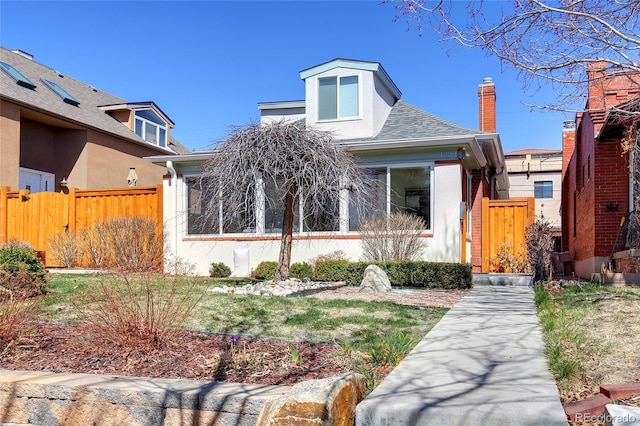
471 168 489 272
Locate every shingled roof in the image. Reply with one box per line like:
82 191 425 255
0 47 184 154
343 100 484 143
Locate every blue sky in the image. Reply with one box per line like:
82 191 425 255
1 1 572 153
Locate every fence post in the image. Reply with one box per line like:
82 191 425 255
68 188 77 234
481 197 490 272
0 187 8 244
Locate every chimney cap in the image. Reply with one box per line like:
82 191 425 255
563 120 576 129
481 77 494 85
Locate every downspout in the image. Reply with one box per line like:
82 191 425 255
166 160 178 261
490 168 504 200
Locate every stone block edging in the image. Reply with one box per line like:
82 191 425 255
0 369 364 426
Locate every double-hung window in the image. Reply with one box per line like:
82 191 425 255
135 109 167 147
318 75 359 120
534 181 553 199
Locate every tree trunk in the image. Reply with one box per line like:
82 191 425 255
275 184 297 281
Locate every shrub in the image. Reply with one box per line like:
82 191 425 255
526 219 555 281
489 241 530 273
314 260 350 281
77 227 108 268
47 232 81 268
209 262 232 278
359 212 428 261
315 260 472 289
0 296 37 353
73 273 203 351
94 216 165 272
253 261 278 280
0 242 47 298
308 250 348 272
290 262 313 279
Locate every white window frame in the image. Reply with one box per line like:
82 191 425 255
134 110 167 147
317 74 361 122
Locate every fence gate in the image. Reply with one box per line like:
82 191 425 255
481 197 535 272
2 189 70 266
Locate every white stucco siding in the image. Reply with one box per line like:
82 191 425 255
162 161 465 276
429 163 463 262
508 171 562 228
305 69 379 140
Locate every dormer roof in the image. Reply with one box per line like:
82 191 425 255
299 58 402 101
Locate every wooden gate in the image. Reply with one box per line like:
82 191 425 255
481 197 535 272
0 185 162 267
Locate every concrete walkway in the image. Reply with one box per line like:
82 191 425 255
356 283 568 426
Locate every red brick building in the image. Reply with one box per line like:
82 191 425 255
562 62 640 278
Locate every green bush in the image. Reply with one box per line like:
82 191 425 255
0 242 47 298
290 262 313 279
253 261 278 280
314 260 350 281
209 262 231 278
315 260 472 289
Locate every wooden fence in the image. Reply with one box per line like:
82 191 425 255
481 197 536 272
0 185 162 267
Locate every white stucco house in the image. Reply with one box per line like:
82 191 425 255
146 59 509 276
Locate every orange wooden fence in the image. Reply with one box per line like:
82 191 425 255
481 197 536 272
0 185 162 267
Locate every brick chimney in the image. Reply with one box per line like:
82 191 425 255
478 77 496 133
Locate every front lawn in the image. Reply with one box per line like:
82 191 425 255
535 280 640 403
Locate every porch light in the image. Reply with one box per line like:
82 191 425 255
60 177 68 188
457 147 468 160
127 168 138 187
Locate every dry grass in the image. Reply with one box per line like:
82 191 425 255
538 281 640 407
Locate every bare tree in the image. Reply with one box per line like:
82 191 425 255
384 0 640 114
197 120 373 281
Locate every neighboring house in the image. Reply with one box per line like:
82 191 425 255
562 61 640 278
504 148 563 250
147 59 509 276
0 47 189 193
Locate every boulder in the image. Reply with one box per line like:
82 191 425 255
359 264 392 293
256 373 365 426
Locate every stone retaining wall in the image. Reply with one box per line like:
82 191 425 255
0 370 364 426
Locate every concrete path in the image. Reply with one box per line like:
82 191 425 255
356 284 568 426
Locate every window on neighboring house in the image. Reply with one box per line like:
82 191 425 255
318 75 359 120
349 165 433 231
42 79 79 106
135 109 167 147
534 181 553 198
0 62 36 89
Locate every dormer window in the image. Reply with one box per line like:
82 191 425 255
135 109 167 147
318 75 359 120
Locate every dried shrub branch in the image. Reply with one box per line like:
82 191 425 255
73 273 203 351
359 212 428 261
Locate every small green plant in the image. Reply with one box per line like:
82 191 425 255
253 261 278 280
366 331 419 367
290 346 302 364
290 262 313 280
209 262 232 278
0 241 47 298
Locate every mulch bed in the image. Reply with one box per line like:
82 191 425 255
0 321 350 386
